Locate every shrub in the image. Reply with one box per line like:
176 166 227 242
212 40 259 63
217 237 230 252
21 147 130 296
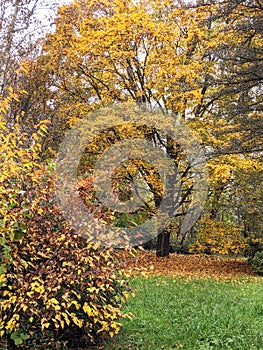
0 92 131 349
249 251 263 276
1 225 130 349
190 215 247 256
1 165 131 350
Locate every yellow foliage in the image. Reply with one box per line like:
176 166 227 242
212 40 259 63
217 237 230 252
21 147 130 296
43 0 211 125
190 215 247 256
0 89 131 348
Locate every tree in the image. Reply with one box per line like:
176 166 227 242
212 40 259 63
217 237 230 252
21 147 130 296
0 0 43 97
185 0 262 257
42 0 212 256
192 0 263 155
0 0 65 157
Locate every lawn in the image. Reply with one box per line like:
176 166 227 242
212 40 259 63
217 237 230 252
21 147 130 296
104 275 263 350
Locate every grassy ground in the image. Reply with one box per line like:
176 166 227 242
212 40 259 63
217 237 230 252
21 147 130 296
103 275 263 350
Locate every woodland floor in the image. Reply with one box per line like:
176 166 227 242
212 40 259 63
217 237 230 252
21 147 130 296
118 251 257 280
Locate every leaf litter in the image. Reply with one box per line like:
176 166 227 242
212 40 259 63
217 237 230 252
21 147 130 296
118 250 261 281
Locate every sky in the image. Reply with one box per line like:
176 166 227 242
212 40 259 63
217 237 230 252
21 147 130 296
34 0 71 35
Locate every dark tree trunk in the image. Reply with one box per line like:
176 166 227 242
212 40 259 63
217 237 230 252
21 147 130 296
156 229 171 257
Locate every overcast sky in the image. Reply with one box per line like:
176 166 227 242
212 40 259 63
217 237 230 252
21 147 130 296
35 0 70 35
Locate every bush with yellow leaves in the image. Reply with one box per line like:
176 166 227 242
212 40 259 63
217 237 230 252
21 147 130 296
1 221 130 349
0 92 131 349
190 215 247 256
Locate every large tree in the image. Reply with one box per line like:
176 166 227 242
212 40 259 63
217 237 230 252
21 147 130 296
43 0 213 256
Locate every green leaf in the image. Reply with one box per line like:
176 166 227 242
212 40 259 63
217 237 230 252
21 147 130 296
14 230 24 241
10 330 30 345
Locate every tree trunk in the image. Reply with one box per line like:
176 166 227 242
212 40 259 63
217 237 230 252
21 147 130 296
156 230 171 257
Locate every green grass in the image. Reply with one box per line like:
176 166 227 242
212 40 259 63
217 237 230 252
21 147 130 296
104 276 263 350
